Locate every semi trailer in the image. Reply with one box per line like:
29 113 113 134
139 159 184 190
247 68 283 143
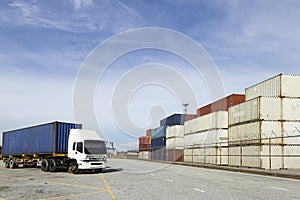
1 121 107 174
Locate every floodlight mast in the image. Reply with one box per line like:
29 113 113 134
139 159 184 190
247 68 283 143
183 103 189 115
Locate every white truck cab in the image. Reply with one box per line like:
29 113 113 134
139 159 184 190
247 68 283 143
68 129 107 174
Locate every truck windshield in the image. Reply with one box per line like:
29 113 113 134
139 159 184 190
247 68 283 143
84 140 107 155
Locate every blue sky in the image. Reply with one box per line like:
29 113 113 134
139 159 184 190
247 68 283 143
1 0 300 150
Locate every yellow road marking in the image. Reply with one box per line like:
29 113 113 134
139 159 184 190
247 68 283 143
39 191 105 200
45 180 107 191
100 175 116 200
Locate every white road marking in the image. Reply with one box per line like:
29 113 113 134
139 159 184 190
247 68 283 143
166 179 173 182
271 186 290 191
197 173 203 176
223 178 235 182
150 174 154 176
193 188 205 193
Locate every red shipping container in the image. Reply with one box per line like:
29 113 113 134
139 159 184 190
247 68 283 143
139 136 151 144
184 114 197 122
166 149 184 162
146 129 152 137
197 94 245 117
139 144 151 151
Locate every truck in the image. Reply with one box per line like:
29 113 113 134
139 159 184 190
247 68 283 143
1 121 107 174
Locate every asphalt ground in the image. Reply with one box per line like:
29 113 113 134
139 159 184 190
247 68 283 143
0 159 300 200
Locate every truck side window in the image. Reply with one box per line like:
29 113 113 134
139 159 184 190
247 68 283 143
72 142 76 150
76 142 83 153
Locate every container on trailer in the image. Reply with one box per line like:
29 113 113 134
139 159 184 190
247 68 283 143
2 121 82 156
197 94 245 117
245 74 300 101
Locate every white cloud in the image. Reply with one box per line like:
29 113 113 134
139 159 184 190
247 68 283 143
68 0 93 10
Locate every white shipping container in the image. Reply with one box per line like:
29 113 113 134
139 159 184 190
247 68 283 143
229 97 281 125
184 112 228 134
283 121 300 144
166 137 184 150
138 151 150 160
245 74 300 101
282 98 300 120
229 146 241 166
166 125 185 138
229 145 283 169
229 121 282 144
284 146 300 169
184 129 228 147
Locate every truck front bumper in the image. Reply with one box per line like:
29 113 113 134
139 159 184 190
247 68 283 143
78 161 107 170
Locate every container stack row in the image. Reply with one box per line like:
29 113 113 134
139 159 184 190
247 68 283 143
184 111 229 165
228 74 300 169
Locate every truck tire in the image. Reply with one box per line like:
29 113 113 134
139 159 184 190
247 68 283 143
9 159 16 169
41 159 49 172
71 161 79 174
49 159 56 172
4 160 10 168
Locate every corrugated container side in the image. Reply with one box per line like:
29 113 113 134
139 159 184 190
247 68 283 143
152 148 166 161
2 122 81 156
245 75 281 101
166 149 184 162
284 146 300 169
282 98 300 120
166 125 184 138
245 74 300 100
184 114 197 122
151 126 167 139
197 94 245 117
151 137 166 148
166 137 184 150
229 121 282 144
228 146 241 166
229 97 281 125
146 129 152 137
283 121 300 144
139 144 151 151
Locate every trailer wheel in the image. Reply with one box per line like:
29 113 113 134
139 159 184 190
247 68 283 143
49 159 57 172
9 159 16 169
4 160 10 168
71 161 79 174
41 159 49 172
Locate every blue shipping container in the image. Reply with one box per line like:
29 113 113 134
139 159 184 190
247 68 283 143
151 137 166 148
151 126 167 139
160 114 185 126
2 121 82 156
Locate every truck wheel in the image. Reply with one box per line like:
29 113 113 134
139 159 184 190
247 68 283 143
4 160 10 168
41 159 49 172
95 168 103 173
71 161 79 174
9 159 16 169
49 159 56 172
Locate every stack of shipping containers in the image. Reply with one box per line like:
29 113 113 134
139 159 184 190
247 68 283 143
166 125 184 162
184 111 229 165
151 114 196 161
138 129 152 160
228 74 300 169
184 94 245 165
